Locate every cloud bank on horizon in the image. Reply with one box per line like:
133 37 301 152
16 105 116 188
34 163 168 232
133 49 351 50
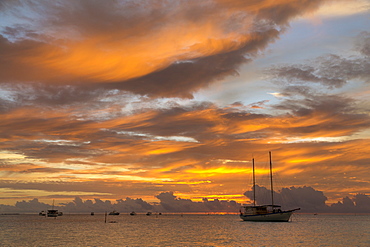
2 186 370 213
0 0 369 207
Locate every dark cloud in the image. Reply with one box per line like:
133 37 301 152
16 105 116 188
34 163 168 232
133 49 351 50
0 193 240 213
0 83 105 107
107 51 249 98
14 198 50 212
244 185 329 212
62 197 154 213
328 194 370 213
268 32 370 89
268 54 369 89
355 31 370 57
155 191 240 212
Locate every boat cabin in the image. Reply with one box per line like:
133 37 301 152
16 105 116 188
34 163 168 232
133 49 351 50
241 205 282 215
47 209 59 217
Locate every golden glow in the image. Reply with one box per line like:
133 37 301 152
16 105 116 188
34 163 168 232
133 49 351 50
160 180 212 185
0 151 26 160
0 188 111 199
187 167 270 175
233 124 269 133
146 145 187 155
174 192 247 202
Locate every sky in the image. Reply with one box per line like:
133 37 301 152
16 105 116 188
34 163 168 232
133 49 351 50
0 0 369 211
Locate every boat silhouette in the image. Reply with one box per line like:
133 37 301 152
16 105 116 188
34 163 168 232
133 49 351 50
240 152 300 222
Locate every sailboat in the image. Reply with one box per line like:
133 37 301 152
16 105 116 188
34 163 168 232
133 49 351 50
240 152 300 222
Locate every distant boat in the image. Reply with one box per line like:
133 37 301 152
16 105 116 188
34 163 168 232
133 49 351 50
146 212 152 216
240 152 300 222
47 209 58 217
91 212 94 215
109 210 120 215
129 211 136 216
47 200 60 217
39 210 46 216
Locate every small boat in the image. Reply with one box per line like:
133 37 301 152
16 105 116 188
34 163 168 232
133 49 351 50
39 211 46 216
146 212 152 216
47 200 59 217
91 212 95 215
109 210 120 215
47 209 58 217
240 152 300 222
129 211 136 216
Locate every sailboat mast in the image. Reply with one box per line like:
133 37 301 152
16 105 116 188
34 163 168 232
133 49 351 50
269 151 274 206
252 158 256 206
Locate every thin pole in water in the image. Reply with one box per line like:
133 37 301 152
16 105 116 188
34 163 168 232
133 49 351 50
105 212 107 223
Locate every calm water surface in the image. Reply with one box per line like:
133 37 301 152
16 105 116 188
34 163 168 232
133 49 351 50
1 213 369 246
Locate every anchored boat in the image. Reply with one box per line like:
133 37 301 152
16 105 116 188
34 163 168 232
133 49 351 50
47 200 61 217
240 152 300 222
109 210 120 215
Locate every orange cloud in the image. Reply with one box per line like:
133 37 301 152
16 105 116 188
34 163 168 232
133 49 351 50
0 0 327 92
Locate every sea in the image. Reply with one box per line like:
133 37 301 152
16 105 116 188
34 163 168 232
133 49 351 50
1 213 369 247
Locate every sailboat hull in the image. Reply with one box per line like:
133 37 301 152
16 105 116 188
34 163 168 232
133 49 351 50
240 211 293 222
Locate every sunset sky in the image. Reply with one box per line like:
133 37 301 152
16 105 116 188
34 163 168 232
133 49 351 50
0 0 369 207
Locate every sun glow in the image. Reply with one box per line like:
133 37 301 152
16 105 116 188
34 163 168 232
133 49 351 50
187 167 270 175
